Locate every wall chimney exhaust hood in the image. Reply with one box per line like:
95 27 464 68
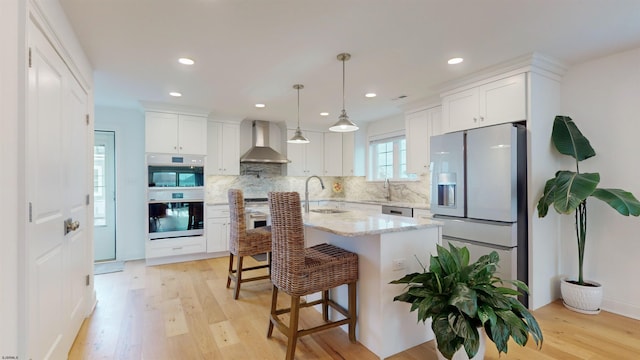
240 120 289 164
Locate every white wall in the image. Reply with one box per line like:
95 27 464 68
560 47 640 319
95 106 146 260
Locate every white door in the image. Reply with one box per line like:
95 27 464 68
27 21 91 360
94 131 116 261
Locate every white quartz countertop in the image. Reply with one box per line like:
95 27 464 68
302 209 441 237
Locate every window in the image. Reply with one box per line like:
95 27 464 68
369 135 415 181
93 144 107 226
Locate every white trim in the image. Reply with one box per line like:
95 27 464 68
368 129 405 142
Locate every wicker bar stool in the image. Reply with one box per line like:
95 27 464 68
226 189 272 300
267 191 358 360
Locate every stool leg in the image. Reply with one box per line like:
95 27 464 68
226 253 234 288
267 285 278 338
322 290 329 322
233 256 244 299
286 295 301 360
348 281 357 343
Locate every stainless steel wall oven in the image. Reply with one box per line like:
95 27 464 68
146 153 206 240
148 188 204 240
147 154 204 188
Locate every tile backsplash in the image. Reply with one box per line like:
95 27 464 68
206 171 430 205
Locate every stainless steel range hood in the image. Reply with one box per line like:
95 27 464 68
240 120 289 164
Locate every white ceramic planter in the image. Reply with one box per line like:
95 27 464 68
435 328 486 360
560 278 603 315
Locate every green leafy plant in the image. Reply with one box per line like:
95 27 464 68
537 116 640 285
391 244 543 359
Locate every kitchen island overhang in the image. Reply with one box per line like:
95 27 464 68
302 209 442 359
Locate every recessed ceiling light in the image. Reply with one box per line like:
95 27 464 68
255 103 266 108
178 58 195 65
169 92 182 97
320 112 329 116
448 57 464 65
365 93 377 98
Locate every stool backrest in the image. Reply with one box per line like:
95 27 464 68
268 192 306 289
228 189 247 254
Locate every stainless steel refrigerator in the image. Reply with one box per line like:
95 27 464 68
430 122 528 305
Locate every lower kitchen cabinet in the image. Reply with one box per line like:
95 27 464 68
146 236 206 259
206 205 230 253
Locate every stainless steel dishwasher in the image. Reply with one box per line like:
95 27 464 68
381 205 413 217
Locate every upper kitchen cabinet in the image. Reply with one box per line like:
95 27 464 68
342 132 355 176
323 132 343 176
207 121 240 175
405 105 442 175
441 73 526 133
286 129 323 176
145 111 208 155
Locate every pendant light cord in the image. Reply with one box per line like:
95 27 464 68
342 58 346 111
297 87 300 127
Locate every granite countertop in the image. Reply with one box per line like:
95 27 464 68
302 209 441 237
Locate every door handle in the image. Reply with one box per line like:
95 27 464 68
64 218 80 235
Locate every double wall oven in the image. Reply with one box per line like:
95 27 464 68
147 154 205 240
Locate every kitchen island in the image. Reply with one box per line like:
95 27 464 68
303 208 442 359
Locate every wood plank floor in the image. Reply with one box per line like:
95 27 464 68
69 257 640 359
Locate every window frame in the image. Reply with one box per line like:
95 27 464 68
368 131 416 182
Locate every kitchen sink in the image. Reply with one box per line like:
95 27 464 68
310 208 348 214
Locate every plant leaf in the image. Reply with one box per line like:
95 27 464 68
450 283 478 317
552 115 596 161
592 188 640 216
437 244 458 275
537 178 557 217
553 171 600 214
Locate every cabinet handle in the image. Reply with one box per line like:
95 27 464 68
174 146 177 150
179 146 183 149
480 116 485 122
473 117 478 123
172 247 183 250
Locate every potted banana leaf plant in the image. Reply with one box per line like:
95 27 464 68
537 115 640 314
391 244 543 360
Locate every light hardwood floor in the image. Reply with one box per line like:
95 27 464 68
69 257 640 359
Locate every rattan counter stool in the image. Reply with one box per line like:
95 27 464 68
226 189 272 300
267 191 358 360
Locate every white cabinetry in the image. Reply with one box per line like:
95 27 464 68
206 205 230 254
441 73 526 133
146 236 206 259
207 122 240 175
405 106 442 175
342 132 355 176
145 111 208 155
323 132 343 176
287 129 324 176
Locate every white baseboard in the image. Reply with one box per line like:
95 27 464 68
602 298 640 320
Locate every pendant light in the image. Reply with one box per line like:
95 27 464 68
329 52 359 132
288 84 310 144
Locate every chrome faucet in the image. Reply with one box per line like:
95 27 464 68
384 178 391 201
305 175 325 213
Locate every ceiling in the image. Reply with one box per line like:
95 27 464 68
59 0 640 130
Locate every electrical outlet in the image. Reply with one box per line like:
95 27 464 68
392 258 406 271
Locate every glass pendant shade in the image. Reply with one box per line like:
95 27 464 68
288 84 310 144
330 52 358 133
